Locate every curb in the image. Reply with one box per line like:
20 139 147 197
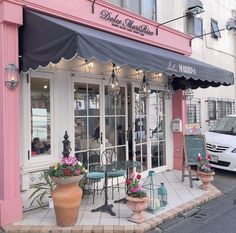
3 185 221 233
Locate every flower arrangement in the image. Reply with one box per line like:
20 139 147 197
48 156 87 177
197 153 213 173
126 173 147 198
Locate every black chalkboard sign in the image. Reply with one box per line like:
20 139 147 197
183 134 206 165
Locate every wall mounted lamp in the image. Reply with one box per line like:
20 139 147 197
156 0 204 35
5 63 19 90
85 59 94 70
108 63 120 96
139 73 151 99
164 77 174 99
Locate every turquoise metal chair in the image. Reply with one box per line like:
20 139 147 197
101 148 126 199
83 151 105 204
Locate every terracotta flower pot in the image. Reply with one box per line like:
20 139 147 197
197 170 215 190
125 195 149 223
51 175 84 227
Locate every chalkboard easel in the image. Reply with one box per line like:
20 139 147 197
182 134 207 188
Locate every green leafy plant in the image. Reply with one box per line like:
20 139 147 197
29 170 56 207
126 173 147 198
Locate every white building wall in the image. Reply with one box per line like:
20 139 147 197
158 0 236 132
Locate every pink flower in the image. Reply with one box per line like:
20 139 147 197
197 154 202 161
137 185 142 191
130 172 135 179
206 155 212 161
61 156 78 166
126 179 131 185
75 169 81 175
137 174 141 179
130 187 138 193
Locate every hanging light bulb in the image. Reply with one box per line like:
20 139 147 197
164 77 174 99
139 73 151 99
108 64 120 96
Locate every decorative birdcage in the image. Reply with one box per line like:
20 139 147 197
142 171 160 213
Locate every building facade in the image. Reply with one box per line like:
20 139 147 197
0 0 234 226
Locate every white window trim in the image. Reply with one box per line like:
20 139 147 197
20 70 57 173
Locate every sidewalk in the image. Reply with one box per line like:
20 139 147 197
3 170 221 233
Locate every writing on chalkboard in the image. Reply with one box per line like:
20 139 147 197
183 134 206 165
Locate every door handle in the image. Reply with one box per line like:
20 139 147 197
100 132 103 144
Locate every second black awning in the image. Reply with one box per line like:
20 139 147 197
19 10 234 89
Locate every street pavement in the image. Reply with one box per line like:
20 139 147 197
148 168 236 233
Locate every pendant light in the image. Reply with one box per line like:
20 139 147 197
139 73 151 99
108 63 120 96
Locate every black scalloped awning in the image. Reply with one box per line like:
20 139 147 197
19 10 234 90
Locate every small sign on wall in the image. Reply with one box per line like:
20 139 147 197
185 123 201 135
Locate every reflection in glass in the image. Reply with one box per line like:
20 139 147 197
105 86 115 115
75 118 87 151
116 87 126 115
74 83 87 117
105 117 115 146
117 117 126 146
89 117 100 149
88 84 100 116
31 78 51 157
117 146 126 161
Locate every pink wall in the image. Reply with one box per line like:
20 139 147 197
14 0 192 55
0 1 23 226
172 90 187 170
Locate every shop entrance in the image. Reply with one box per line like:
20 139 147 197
73 78 166 173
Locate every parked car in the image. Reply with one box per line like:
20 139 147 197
205 114 236 172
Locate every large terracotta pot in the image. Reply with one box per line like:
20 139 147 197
197 170 215 190
126 195 149 223
51 175 84 227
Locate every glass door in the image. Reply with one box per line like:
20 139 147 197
104 85 128 161
74 82 102 168
132 86 148 172
149 90 166 168
132 85 166 172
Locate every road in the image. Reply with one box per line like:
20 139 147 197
148 168 236 233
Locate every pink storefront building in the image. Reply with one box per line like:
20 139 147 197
0 0 234 226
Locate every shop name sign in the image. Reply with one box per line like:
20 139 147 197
167 61 197 75
99 10 154 36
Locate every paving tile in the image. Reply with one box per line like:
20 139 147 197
4 224 21 232
10 170 222 233
92 225 103 233
71 225 83 232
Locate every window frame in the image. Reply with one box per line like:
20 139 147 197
21 71 57 173
186 15 203 38
106 0 157 21
211 18 221 39
186 98 201 125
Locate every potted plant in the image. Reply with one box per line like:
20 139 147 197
197 153 215 190
48 156 87 227
125 173 149 223
29 170 56 208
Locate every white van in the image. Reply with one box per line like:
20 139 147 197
205 115 236 172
